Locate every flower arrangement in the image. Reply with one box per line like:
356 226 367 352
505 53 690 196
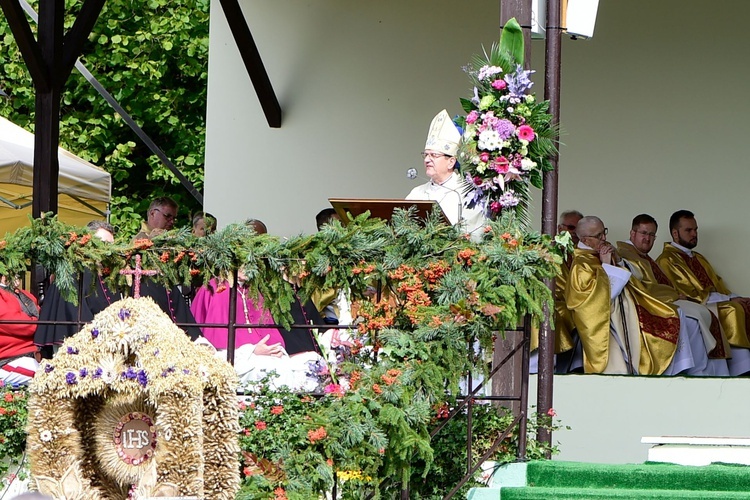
0 383 29 490
456 18 557 223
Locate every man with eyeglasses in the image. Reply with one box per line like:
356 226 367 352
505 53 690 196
657 210 750 376
130 196 202 339
616 214 729 376
565 216 697 376
406 109 485 238
134 196 179 241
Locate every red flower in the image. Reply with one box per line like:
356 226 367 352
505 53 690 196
274 487 288 500
4 392 13 402
324 383 345 398
271 405 284 415
547 408 557 417
372 384 383 395
255 421 267 430
243 428 251 436
133 238 153 250
308 426 327 443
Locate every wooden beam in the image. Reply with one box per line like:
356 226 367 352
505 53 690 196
60 0 106 84
32 0 66 216
218 0 282 128
0 0 50 91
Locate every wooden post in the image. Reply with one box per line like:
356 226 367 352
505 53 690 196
537 0 563 451
492 0 533 416
0 0 106 294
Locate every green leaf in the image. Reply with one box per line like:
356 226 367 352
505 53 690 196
500 17 524 66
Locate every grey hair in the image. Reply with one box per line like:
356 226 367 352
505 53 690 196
559 210 583 224
576 216 604 239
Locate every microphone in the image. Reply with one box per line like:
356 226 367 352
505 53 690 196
405 168 464 229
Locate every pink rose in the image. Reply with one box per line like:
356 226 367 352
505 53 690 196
473 176 483 186
479 151 490 163
491 79 507 90
517 124 535 141
490 201 501 213
547 408 557 417
466 110 480 124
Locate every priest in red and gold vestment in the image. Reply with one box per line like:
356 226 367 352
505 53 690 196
616 214 730 376
656 210 750 376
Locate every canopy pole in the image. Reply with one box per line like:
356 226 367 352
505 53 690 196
537 0 563 453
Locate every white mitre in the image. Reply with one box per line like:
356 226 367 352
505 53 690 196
424 109 460 156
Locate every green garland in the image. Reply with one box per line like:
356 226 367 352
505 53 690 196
1 210 570 496
0 210 567 332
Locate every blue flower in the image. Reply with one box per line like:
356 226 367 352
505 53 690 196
118 308 131 321
93 368 103 379
91 328 99 339
66 346 79 355
137 370 148 387
79 368 88 378
65 372 77 385
504 65 534 98
122 367 138 380
44 364 54 373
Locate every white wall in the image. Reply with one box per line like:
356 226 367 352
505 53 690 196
530 374 750 464
205 0 501 235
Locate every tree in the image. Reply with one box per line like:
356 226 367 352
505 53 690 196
0 0 209 236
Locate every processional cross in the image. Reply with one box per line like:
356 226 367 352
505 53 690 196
119 254 158 299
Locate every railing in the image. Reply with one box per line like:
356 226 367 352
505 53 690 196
8 272 531 496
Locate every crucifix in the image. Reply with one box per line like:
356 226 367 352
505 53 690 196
119 254 158 299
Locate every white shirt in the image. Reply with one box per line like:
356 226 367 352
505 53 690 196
406 171 486 238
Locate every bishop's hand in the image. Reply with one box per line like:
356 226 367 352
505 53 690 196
254 334 285 357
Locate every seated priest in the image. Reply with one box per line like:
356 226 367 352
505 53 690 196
0 275 40 385
530 210 583 374
565 216 701 375
35 221 119 358
656 210 750 376
191 276 324 391
616 214 729 376
406 109 485 238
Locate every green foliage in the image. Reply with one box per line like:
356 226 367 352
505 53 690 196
0 211 569 497
0 0 209 232
499 17 525 66
0 385 28 483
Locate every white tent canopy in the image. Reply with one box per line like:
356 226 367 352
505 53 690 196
0 116 111 234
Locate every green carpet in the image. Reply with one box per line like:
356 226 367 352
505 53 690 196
500 486 750 499
485 460 750 499
524 460 750 492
